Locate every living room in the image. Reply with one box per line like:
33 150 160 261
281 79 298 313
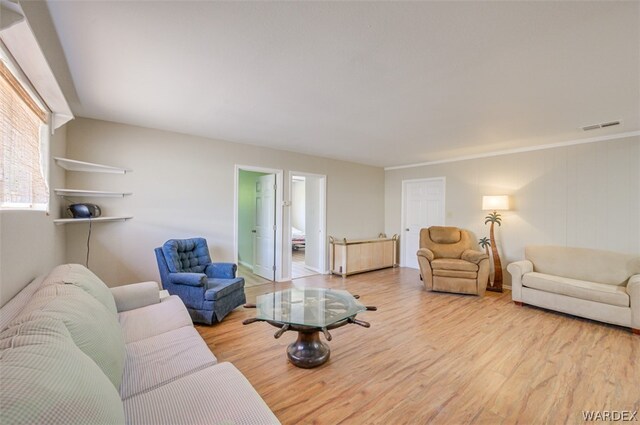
1 1 638 424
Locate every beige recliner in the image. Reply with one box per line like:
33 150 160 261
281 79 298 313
416 226 490 296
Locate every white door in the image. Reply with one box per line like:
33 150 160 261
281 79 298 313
304 176 320 272
253 174 276 280
402 178 445 269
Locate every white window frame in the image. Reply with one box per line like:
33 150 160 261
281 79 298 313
0 43 51 212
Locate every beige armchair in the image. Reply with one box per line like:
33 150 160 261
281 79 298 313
416 226 490 296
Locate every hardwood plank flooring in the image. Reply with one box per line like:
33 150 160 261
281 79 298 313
238 251 318 286
196 267 639 424
238 264 271 288
292 249 318 279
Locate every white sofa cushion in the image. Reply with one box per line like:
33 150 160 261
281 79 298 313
521 287 632 328
0 318 125 425
121 326 217 400
43 263 118 314
111 281 160 313
523 272 629 307
124 362 280 425
0 275 45 331
118 295 193 344
10 284 126 389
526 245 640 285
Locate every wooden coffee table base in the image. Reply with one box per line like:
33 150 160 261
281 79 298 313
243 291 376 369
286 330 330 368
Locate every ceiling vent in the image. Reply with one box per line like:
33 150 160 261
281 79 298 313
582 121 620 131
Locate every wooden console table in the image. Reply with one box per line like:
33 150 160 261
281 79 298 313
329 234 398 277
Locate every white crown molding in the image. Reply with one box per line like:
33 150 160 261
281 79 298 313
384 131 640 171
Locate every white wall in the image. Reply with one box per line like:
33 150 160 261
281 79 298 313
385 136 640 285
0 126 67 306
65 118 385 286
291 179 305 232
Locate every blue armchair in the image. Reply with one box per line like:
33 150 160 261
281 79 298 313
154 238 246 325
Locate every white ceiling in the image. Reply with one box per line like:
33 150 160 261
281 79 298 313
29 1 640 167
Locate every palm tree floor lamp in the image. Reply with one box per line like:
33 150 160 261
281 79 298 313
482 195 510 293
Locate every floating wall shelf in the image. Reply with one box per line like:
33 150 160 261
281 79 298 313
54 189 132 198
54 157 131 174
54 157 133 225
53 216 133 225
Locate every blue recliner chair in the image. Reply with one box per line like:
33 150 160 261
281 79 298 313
154 238 246 325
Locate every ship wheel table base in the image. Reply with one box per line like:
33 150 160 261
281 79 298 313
243 290 376 368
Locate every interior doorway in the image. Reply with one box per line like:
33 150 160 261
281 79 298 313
401 177 446 269
234 165 283 286
287 172 327 279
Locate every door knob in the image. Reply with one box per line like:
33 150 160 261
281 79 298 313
251 230 257 233
405 228 410 231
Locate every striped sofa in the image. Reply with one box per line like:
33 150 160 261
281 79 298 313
0 264 279 425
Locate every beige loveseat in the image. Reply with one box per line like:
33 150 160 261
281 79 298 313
0 264 280 424
508 246 640 334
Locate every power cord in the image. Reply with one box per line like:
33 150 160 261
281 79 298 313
63 199 93 268
86 219 92 268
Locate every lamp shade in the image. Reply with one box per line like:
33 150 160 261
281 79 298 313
482 195 509 211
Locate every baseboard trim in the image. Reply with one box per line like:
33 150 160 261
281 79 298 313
303 265 323 274
238 261 253 271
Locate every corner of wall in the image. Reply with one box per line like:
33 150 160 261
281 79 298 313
0 123 68 306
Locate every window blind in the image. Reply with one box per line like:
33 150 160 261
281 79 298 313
0 59 49 210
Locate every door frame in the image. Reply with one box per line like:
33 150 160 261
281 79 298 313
234 164 284 282
284 171 327 280
400 177 446 267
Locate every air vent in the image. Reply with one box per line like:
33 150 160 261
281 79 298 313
582 120 621 131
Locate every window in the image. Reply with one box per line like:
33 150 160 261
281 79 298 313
0 55 50 211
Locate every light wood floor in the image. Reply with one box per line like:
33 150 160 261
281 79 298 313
292 249 318 279
197 267 639 425
237 264 271 288
238 251 318 285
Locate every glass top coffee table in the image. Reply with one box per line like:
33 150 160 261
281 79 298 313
243 288 376 368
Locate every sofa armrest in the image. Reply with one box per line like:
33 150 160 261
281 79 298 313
416 248 434 262
110 281 160 313
627 274 640 330
476 257 491 297
168 273 206 287
507 260 533 303
507 260 533 277
205 262 237 279
461 250 489 264
416 249 434 290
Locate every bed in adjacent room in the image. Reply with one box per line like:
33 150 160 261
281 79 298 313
292 227 305 250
